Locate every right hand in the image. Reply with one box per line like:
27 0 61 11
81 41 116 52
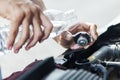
0 0 53 53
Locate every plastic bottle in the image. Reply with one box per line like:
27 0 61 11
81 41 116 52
0 17 22 55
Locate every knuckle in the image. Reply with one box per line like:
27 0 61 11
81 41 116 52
25 8 32 18
32 6 38 13
25 8 31 14
14 10 25 19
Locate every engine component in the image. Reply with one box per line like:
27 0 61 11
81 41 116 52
3 23 120 80
73 32 93 46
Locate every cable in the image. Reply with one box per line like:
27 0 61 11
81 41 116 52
91 64 108 80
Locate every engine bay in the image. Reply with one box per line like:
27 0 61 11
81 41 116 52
4 23 120 80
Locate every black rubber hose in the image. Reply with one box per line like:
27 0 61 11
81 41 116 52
88 44 120 63
100 61 120 67
91 64 108 80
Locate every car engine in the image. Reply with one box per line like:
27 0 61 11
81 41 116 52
4 23 120 80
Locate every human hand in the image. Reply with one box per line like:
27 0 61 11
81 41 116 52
0 0 53 53
31 0 46 11
54 22 98 50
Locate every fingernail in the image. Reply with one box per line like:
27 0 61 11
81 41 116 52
25 46 30 50
7 46 12 50
14 49 19 53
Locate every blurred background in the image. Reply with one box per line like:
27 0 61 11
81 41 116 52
44 0 120 34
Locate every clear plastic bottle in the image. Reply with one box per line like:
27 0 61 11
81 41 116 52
0 17 22 55
44 9 78 38
0 17 10 55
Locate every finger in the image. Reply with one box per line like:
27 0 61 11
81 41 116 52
40 12 53 41
68 23 81 34
26 18 42 50
89 24 98 41
70 44 83 50
84 45 90 49
68 23 89 34
13 6 32 53
7 10 24 50
14 20 30 53
25 6 43 50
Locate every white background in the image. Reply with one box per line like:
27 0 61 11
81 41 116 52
44 0 120 33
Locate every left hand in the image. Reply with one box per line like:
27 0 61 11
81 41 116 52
54 22 98 50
